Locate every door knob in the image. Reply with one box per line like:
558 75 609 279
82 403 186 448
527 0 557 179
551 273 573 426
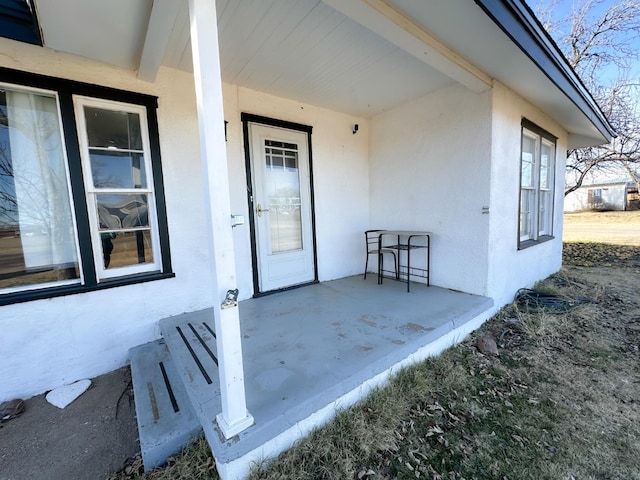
257 204 270 217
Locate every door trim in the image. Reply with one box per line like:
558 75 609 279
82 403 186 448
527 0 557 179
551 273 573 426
241 113 318 295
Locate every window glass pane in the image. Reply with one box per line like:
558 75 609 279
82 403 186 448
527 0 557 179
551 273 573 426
270 155 284 169
0 88 79 289
540 142 552 189
538 190 552 235
84 106 142 150
264 140 302 253
97 194 149 230
270 207 302 253
521 134 536 188
90 150 146 189
594 189 602 202
521 158 533 188
519 189 534 240
101 230 153 269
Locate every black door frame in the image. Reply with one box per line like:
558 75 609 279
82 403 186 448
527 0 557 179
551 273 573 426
241 112 318 295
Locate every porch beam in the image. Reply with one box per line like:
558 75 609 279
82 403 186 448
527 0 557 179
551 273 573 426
138 0 181 82
187 0 254 438
322 0 492 93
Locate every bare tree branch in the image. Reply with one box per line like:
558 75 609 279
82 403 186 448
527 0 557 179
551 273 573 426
535 0 640 196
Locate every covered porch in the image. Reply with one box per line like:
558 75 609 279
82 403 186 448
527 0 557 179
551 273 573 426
131 275 494 478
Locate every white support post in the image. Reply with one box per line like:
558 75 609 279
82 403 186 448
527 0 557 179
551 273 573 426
188 0 254 438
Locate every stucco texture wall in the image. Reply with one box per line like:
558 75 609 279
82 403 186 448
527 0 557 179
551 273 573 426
0 39 221 401
487 81 568 306
222 85 370 291
369 84 493 296
0 39 570 401
0 39 370 400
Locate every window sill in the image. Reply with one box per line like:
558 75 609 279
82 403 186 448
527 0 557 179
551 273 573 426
518 235 555 250
0 271 175 306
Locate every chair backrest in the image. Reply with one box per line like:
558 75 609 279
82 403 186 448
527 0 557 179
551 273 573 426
365 229 384 253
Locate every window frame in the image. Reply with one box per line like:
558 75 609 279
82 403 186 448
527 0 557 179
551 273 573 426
74 96 162 280
518 119 557 249
0 83 85 294
0 67 173 305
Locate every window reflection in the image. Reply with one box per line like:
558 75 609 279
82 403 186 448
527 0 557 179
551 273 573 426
0 88 80 290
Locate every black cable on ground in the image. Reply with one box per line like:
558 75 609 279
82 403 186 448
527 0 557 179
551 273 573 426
515 288 595 313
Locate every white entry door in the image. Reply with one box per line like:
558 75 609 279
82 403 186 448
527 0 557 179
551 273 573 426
248 122 316 292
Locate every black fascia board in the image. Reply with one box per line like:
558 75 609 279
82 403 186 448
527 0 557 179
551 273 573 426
474 0 615 141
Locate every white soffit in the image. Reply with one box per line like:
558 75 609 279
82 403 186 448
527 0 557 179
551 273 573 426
138 0 182 82
35 0 153 71
30 0 609 143
322 0 492 94
391 0 608 146
209 0 456 117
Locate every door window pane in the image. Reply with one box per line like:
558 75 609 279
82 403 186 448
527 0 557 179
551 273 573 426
264 140 302 253
0 88 79 290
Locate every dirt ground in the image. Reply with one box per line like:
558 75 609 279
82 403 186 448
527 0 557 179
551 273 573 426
0 367 138 480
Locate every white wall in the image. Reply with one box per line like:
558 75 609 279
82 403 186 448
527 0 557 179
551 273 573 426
369 84 493 296
0 39 573 401
223 86 370 290
487 81 568 306
0 39 220 401
0 39 370 401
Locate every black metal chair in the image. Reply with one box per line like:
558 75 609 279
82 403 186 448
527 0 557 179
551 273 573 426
364 229 397 280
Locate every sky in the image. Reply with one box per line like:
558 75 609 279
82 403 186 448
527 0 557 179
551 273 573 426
529 1 640 183
530 0 640 84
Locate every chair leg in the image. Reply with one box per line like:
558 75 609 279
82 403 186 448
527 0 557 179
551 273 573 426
364 252 369 279
391 252 398 279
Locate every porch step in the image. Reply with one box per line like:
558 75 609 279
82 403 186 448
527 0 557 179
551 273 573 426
158 310 224 447
129 339 202 471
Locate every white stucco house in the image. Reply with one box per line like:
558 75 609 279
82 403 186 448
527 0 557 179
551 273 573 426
0 0 613 478
565 177 639 212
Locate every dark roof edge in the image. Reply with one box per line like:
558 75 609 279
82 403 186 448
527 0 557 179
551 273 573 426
474 0 615 141
0 0 43 46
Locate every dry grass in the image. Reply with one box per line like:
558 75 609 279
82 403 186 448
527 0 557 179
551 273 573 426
104 207 639 479
563 210 640 245
563 210 640 224
109 243 640 480
250 257 640 480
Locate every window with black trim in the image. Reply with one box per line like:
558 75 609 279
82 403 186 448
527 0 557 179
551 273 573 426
0 70 172 304
519 120 556 248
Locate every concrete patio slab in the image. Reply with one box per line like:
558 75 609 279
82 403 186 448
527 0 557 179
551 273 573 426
157 275 495 479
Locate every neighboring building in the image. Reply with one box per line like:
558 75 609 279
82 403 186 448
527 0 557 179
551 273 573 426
564 177 639 212
0 1 613 478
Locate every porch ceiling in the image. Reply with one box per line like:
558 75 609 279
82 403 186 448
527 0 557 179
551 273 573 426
31 0 612 145
34 0 455 117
